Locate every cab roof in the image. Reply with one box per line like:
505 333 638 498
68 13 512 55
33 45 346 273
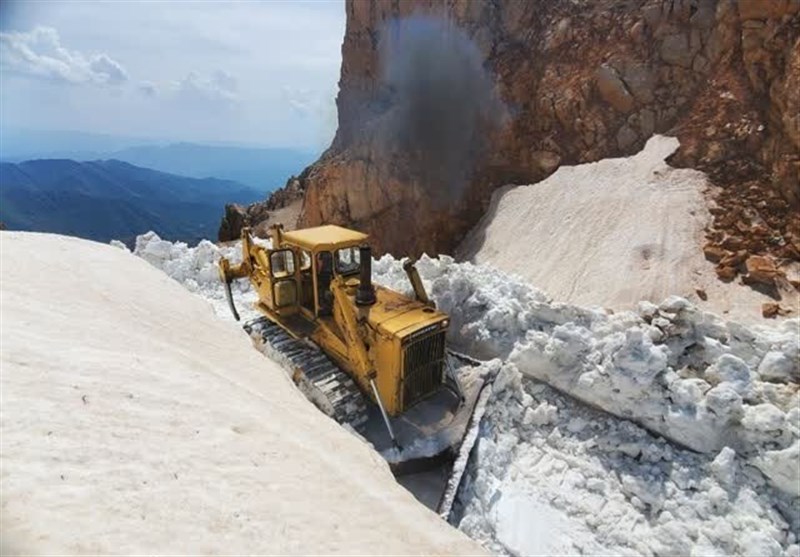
281 225 368 251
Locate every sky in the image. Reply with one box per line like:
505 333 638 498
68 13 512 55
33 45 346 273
0 1 345 150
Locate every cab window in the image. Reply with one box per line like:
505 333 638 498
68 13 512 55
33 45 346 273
270 250 295 278
335 247 361 275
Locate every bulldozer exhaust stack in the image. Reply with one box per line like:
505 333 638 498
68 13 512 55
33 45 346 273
356 244 377 306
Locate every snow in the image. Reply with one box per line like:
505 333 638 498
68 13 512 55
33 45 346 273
492 491 578 556
371 255 799 488
458 135 799 323
455 373 798 556
370 254 799 555
0 232 482 555
124 229 799 555
130 231 264 322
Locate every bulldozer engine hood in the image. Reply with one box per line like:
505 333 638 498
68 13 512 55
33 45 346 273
367 285 448 340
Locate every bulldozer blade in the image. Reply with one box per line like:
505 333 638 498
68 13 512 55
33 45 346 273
223 279 240 321
437 380 494 522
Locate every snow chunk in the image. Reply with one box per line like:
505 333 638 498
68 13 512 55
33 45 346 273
523 401 558 426
705 354 752 390
710 447 737 487
109 239 129 251
752 441 800 497
742 404 786 433
758 351 799 383
492 491 585 555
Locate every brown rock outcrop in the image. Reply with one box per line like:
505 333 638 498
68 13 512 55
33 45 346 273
218 177 305 242
218 204 250 243
235 0 799 263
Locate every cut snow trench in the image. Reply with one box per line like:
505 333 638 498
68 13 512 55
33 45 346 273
126 233 799 556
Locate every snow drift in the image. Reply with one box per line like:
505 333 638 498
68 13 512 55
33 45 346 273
457 369 799 556
458 135 797 322
0 232 482 555
371 255 799 494
371 255 799 555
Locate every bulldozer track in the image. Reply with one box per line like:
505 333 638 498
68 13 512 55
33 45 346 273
243 316 369 431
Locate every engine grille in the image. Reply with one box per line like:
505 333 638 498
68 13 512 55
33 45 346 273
402 330 446 410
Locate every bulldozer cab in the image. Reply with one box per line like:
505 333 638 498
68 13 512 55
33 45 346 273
224 225 369 322
273 225 368 320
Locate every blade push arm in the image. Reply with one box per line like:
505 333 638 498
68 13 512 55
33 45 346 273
330 276 372 378
217 227 256 321
218 257 249 321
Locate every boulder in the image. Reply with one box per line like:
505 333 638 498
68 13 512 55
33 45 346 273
703 244 728 263
218 204 249 243
531 150 561 174
716 265 737 281
720 236 745 250
661 33 694 68
744 255 780 285
596 65 636 112
621 63 656 104
616 125 639 150
696 288 708 301
762 302 780 318
720 250 748 267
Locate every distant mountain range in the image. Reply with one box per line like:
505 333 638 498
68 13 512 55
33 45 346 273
0 159 264 245
1 130 317 192
3 144 316 193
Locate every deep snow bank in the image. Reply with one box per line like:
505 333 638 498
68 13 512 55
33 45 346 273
125 232 263 322
457 366 799 556
0 232 482 555
458 135 797 322
370 255 799 498
371 256 799 555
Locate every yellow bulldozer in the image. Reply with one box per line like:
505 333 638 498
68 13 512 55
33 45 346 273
218 223 490 484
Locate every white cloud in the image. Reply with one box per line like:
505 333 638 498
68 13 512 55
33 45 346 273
0 26 129 86
1 2 346 148
174 70 238 103
89 53 127 85
138 80 157 97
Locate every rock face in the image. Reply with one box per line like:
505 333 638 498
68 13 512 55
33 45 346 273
218 177 304 241
247 0 800 259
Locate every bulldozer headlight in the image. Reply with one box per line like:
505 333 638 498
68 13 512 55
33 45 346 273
441 319 449 329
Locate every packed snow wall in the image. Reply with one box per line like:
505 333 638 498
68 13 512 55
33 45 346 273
1 232 481 555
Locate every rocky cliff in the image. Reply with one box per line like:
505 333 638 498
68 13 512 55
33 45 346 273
233 0 799 266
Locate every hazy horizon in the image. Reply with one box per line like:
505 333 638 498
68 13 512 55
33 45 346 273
0 1 345 151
